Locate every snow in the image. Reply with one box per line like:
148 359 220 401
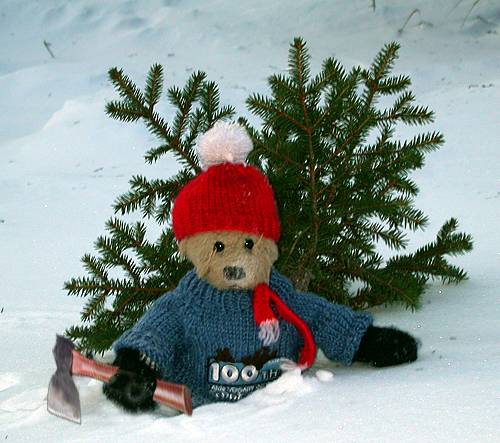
315 369 334 382
1 0 499 441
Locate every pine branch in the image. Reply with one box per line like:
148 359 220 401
105 101 144 122
81 254 109 282
105 218 146 250
200 81 220 127
106 67 201 172
247 93 309 132
108 67 145 108
377 74 412 95
112 172 192 219
82 291 109 322
289 37 311 88
144 64 163 108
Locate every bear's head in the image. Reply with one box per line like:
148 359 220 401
172 121 281 291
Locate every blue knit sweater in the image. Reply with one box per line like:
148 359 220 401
114 268 373 407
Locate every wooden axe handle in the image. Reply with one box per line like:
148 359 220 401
71 350 192 415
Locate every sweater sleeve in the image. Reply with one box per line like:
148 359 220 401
287 290 373 366
113 291 183 376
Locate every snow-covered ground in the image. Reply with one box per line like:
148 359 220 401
1 1 499 441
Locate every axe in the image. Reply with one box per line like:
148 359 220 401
47 335 192 423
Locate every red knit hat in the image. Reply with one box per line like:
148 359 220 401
172 162 280 242
172 122 316 369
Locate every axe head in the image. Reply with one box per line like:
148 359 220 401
47 335 81 424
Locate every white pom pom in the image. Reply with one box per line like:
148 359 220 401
197 121 253 170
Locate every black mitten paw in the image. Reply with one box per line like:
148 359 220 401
103 348 158 412
354 326 418 367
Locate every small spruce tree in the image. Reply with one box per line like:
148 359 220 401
65 38 472 355
243 39 472 308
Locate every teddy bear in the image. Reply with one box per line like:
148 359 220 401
103 122 418 412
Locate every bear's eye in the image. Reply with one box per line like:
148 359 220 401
214 241 225 253
244 239 254 250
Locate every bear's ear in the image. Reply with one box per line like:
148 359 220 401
178 239 188 259
268 242 279 266
269 244 278 264
261 238 278 266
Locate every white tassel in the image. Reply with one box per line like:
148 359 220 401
258 319 281 345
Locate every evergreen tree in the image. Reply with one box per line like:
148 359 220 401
243 38 472 308
65 39 472 355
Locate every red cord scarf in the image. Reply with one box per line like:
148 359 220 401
253 283 316 369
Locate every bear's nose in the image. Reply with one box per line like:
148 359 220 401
223 266 246 280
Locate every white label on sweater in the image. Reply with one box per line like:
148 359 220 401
207 358 283 402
